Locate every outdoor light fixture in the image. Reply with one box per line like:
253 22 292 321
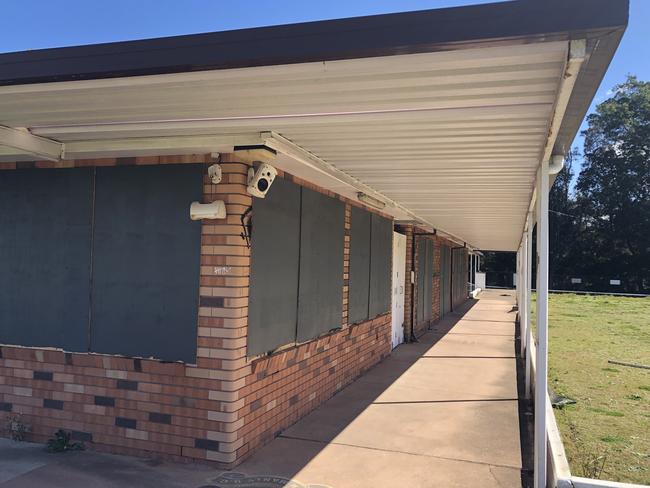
189 161 227 220
189 200 226 220
357 192 386 210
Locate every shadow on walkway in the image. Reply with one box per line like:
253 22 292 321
236 290 529 488
0 291 531 488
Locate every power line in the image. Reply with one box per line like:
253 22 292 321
549 209 576 218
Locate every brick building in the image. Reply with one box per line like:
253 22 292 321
0 0 627 479
0 151 465 467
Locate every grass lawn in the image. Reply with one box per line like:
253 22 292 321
532 293 650 484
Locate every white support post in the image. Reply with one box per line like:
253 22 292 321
520 236 527 358
520 248 524 303
515 249 519 304
516 247 522 309
525 212 533 399
534 161 550 488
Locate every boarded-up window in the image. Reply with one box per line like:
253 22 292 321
247 178 301 356
0 168 93 352
296 188 345 342
348 207 393 324
0 164 203 363
451 247 469 310
348 207 371 324
369 214 392 318
90 165 203 363
439 245 452 317
416 237 433 323
247 180 345 355
425 240 434 321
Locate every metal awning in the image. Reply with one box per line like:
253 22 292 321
0 0 628 251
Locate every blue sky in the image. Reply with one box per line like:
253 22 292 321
1 0 648 170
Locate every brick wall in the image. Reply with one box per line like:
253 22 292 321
432 238 442 321
0 153 392 468
234 314 390 462
395 225 456 340
224 167 393 466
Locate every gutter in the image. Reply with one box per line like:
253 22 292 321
521 39 586 241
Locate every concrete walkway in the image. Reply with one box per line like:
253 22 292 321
236 289 528 487
0 290 528 488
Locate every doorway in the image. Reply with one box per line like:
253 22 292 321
391 232 407 349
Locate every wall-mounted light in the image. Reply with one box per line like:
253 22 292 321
357 192 386 210
190 200 226 220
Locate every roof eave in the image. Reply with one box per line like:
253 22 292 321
0 0 629 87
552 26 627 158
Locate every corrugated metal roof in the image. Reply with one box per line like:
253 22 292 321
0 42 569 250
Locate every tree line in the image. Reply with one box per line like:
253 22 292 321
485 76 650 293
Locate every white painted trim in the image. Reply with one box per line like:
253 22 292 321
547 395 573 487
0 42 570 96
525 212 533 399
527 327 573 488
519 240 526 357
535 160 550 488
63 134 263 159
0 125 64 161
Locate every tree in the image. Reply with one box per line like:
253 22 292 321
575 76 650 292
482 251 516 287
481 77 649 293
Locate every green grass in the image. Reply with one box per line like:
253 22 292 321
531 293 650 484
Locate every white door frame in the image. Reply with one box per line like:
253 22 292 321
391 232 407 349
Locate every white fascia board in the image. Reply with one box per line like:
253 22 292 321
63 134 264 159
0 125 64 161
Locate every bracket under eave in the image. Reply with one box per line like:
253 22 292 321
0 125 64 162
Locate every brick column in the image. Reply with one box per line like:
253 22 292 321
343 204 351 328
186 154 253 464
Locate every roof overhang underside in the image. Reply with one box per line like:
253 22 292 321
0 0 628 251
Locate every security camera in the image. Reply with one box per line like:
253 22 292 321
190 200 226 220
247 163 277 198
207 164 222 184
